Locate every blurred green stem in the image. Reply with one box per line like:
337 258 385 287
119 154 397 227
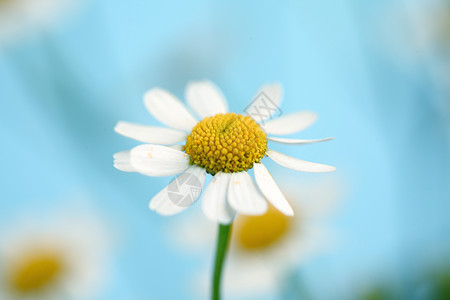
212 224 232 300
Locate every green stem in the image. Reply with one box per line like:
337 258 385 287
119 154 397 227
212 224 232 300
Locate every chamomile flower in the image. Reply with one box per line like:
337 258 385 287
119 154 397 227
169 178 340 299
222 178 339 298
114 81 335 223
0 209 112 300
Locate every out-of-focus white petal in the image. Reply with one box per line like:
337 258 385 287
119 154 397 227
130 144 190 176
113 150 136 172
253 163 294 216
267 149 336 173
267 136 333 144
114 121 187 145
149 166 206 216
258 84 283 114
228 172 268 215
149 183 188 216
186 81 228 118
202 172 235 224
246 84 283 122
263 111 317 135
144 88 197 131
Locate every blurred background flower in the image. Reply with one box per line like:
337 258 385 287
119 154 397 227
0 0 449 299
0 201 114 299
169 176 341 300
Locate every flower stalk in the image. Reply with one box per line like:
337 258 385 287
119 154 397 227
212 223 232 300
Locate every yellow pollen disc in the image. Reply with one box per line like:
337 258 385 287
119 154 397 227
183 113 267 175
7 251 64 294
233 204 292 250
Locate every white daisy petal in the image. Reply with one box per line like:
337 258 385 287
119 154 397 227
114 121 187 145
246 84 283 123
149 166 206 216
144 88 197 131
267 136 333 144
130 144 190 176
263 111 317 135
228 172 268 215
186 80 228 118
149 185 188 216
113 150 136 172
258 83 283 116
253 163 294 216
168 144 184 151
267 149 336 173
202 172 235 224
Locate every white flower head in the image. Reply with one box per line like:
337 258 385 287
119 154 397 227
168 177 341 299
222 177 340 298
0 209 112 300
114 81 335 223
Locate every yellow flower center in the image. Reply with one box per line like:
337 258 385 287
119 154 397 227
183 113 267 175
233 204 292 250
7 251 64 294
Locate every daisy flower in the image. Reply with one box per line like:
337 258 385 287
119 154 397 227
224 178 338 298
114 81 335 223
0 209 112 300
170 177 340 299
